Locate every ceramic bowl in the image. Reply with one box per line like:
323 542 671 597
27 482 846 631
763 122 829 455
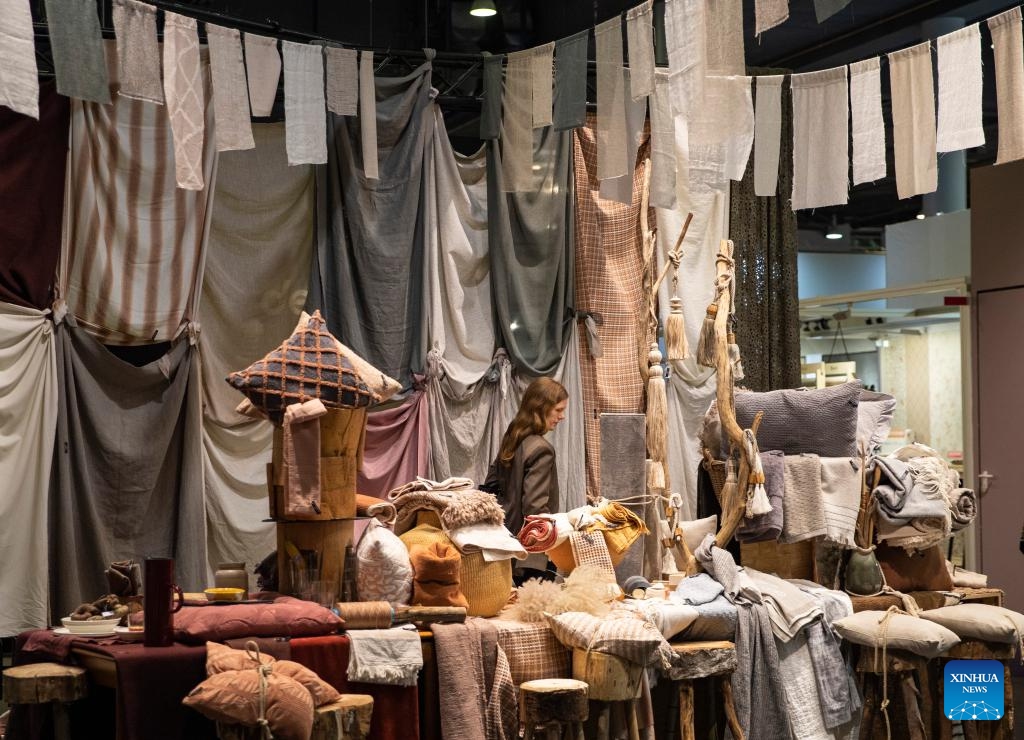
204 587 246 602
61 616 122 632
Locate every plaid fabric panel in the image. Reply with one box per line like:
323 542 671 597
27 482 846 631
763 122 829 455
569 529 615 579
573 121 650 499
491 619 571 686
228 311 374 423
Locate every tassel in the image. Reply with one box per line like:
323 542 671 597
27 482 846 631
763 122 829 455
718 458 738 507
646 344 668 465
727 331 744 381
646 459 666 491
695 303 718 368
743 429 772 518
665 296 689 361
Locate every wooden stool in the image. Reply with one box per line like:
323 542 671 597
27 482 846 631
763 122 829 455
855 646 931 740
217 693 374 740
519 679 588 740
2 663 88 740
571 649 643 740
939 639 1015 740
667 640 743 740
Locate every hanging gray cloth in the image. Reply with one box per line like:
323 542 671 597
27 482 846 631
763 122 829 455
43 0 110 104
487 125 575 376
813 0 852 22
553 30 589 131
600 413 654 584
49 319 206 622
480 53 504 140
308 63 434 387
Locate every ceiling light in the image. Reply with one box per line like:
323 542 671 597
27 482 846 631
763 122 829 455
916 213 926 220
825 215 843 240
470 0 497 17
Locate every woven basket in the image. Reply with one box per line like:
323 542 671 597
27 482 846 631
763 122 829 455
399 524 512 617
702 451 727 504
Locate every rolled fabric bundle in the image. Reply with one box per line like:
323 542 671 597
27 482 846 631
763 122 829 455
518 516 558 553
949 488 977 531
593 501 648 532
408 542 469 608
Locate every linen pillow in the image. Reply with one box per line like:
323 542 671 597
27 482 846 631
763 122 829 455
875 543 954 593
183 669 314 740
920 604 1024 645
857 390 897 453
733 381 862 457
174 597 343 645
269 660 342 707
204 641 341 707
833 610 960 658
356 518 414 607
206 641 276 674
226 310 401 424
545 611 666 666
678 515 718 554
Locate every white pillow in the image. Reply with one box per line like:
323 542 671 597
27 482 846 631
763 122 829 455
679 515 718 554
356 519 413 607
920 604 1024 645
834 610 960 658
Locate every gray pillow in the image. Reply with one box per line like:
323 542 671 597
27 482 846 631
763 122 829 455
733 382 862 457
857 390 896 453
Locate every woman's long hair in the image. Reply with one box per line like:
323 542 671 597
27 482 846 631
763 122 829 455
498 377 568 466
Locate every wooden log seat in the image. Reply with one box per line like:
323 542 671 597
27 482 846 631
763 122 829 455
571 649 643 740
667 640 743 740
2 663 88 740
519 678 589 740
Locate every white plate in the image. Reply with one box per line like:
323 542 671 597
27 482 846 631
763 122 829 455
53 626 116 638
113 626 145 642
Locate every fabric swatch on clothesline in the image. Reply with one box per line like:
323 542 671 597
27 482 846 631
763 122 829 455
282 41 327 165
599 68 648 205
626 0 655 101
753 75 784 197
936 24 985 153
163 13 206 190
649 70 678 210
111 0 163 104
0 0 40 119
531 42 554 128
791 66 848 210
359 50 379 179
206 24 254 152
705 0 745 76
688 75 754 185
595 16 629 182
813 0 851 23
849 58 886 184
889 42 937 199
44 0 110 105
324 46 358 116
664 0 705 120
243 33 280 117
755 0 789 37
480 53 504 139
553 31 588 131
989 8 1024 164
501 49 533 191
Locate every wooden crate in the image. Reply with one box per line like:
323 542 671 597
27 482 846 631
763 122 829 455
739 539 816 581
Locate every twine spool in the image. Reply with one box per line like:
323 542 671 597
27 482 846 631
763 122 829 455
336 601 393 629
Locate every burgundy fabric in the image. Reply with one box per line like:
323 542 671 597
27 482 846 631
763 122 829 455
172 596 342 644
357 388 430 498
0 82 69 310
290 635 420 740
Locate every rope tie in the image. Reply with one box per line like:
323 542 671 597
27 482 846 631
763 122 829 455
873 605 907 740
245 641 274 740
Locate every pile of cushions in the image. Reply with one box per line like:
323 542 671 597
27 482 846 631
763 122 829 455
173 596 342 645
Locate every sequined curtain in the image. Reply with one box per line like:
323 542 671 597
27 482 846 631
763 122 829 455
729 70 800 392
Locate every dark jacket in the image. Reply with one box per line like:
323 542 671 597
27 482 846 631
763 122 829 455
485 434 559 535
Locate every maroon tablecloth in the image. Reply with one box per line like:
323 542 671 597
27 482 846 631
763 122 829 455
8 631 419 740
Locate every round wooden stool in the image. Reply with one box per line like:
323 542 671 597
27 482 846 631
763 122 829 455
572 649 643 740
667 640 743 740
519 679 589 740
2 663 88 740
217 693 374 740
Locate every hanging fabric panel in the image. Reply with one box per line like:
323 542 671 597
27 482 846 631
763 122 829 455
358 390 430 499
705 0 746 76
595 16 629 182
199 123 314 583
625 0 655 101
425 109 494 388
487 125 575 377
206 24 255 152
49 321 206 622
553 31 588 132
43 0 110 105
573 121 650 500
531 42 554 128
989 8 1024 164
664 0 705 119
244 33 281 117
0 83 68 310
889 43 937 199
0 0 38 119
755 0 789 36
849 58 886 184
791 66 848 210
63 43 217 345
688 75 754 190
599 68 649 205
480 53 504 140
163 13 207 191
502 50 534 192
0 302 57 636
753 75 784 197
648 70 677 210
111 0 164 105
813 0 851 23
309 63 434 387
936 24 985 153
324 46 358 117
282 41 328 165
359 50 379 180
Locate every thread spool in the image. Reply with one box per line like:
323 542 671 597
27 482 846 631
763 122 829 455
336 601 394 629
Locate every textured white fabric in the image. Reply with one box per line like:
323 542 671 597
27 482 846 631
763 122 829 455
0 0 38 119
359 50 379 179
755 0 789 36
649 70 678 210
889 43 937 199
753 75 784 197
325 46 358 116
199 123 313 586
0 302 56 635
595 16 629 182
626 0 655 101
531 42 554 128
111 0 163 105
347 628 423 685
689 75 754 185
705 0 745 76
989 8 1024 165
820 457 861 548
849 58 886 184
664 0 705 119
282 41 327 165
598 68 648 205
936 24 984 153
243 33 280 117
206 24 255 152
501 50 533 192
163 13 206 190
791 66 849 210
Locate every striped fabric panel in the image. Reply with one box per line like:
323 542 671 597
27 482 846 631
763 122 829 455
546 610 665 666
63 43 217 345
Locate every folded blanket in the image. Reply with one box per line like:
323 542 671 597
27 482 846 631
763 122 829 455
347 627 423 686
873 455 950 522
820 457 861 547
678 594 738 641
620 599 699 641
737 451 784 543
669 572 725 606
949 487 977 531
745 569 822 642
449 523 527 562
781 454 827 543
875 513 950 551
389 477 503 534
517 516 557 553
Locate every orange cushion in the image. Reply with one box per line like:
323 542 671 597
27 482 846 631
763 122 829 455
182 670 314 740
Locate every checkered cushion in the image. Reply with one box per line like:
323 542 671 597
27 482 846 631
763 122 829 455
227 310 400 424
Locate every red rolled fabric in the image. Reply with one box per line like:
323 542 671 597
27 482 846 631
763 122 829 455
517 516 557 553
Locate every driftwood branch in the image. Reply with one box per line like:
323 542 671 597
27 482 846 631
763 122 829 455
652 213 693 298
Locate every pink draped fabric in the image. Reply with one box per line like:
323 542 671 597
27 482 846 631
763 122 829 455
357 389 430 499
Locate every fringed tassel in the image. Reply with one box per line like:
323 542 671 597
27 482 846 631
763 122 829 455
665 296 689 361
743 429 772 518
646 344 668 465
646 459 666 491
727 332 744 381
719 459 738 508
695 303 718 368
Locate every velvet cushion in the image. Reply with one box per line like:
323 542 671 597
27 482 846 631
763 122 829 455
182 669 314 740
875 543 954 593
833 610 960 658
174 597 342 645
226 310 400 424
920 604 1024 645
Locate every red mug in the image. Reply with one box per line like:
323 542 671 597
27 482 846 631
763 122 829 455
143 558 184 647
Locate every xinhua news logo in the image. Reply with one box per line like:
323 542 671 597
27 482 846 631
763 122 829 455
944 660 1004 721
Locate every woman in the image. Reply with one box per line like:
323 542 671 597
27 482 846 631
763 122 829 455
485 377 568 544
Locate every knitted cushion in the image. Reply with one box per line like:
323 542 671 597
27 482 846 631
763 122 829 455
919 604 1024 645
182 669 315 740
833 610 960 658
227 311 400 424
545 611 665 666
356 519 414 607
